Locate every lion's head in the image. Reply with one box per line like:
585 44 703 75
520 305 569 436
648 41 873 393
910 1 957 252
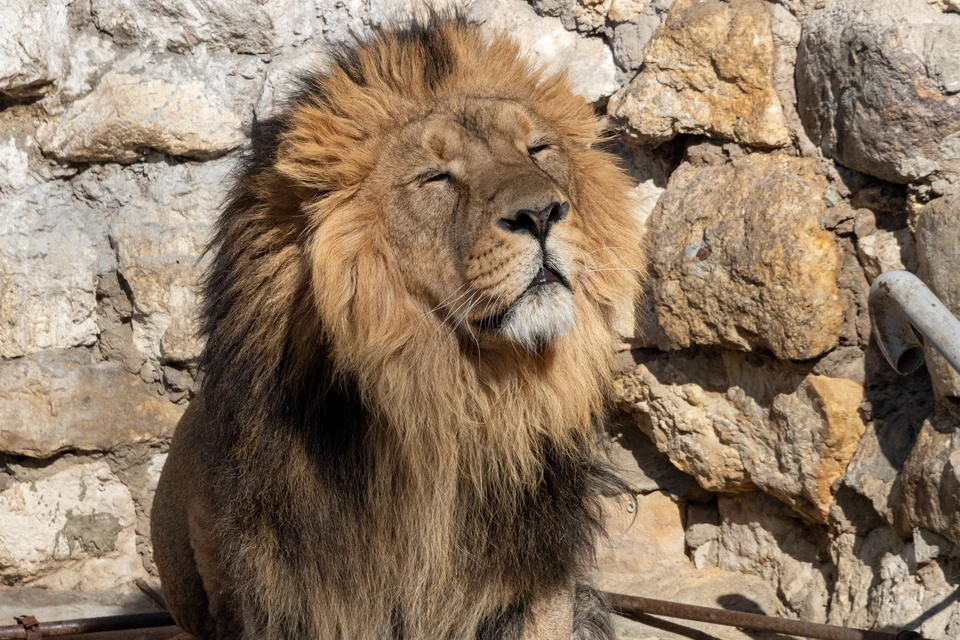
201 17 645 485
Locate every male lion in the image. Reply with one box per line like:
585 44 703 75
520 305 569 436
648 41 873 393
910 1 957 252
152 16 645 640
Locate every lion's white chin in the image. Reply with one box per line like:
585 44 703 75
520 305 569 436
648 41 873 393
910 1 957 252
501 285 575 350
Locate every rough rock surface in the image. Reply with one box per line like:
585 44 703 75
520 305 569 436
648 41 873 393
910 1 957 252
716 493 832 622
0 0 68 97
618 349 867 522
36 52 257 163
0 179 111 359
0 350 182 458
98 159 231 369
595 492 786 640
0 460 144 589
648 151 843 360
609 0 791 148
916 192 960 398
89 0 315 55
896 407 960 544
797 0 960 183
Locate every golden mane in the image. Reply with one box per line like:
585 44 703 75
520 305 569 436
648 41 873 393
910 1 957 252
202 18 644 487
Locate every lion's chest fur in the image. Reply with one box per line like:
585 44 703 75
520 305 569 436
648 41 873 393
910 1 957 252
209 388 610 638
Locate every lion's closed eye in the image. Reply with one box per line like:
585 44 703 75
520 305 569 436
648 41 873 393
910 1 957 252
527 143 550 156
420 171 453 185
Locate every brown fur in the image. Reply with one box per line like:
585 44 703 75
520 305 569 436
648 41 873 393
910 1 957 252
152 16 645 640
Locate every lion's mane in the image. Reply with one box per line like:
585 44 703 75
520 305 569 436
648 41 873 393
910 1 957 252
195 16 644 639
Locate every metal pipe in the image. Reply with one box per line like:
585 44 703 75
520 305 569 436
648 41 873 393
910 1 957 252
869 270 960 375
0 612 175 639
0 594 929 639
605 592 924 640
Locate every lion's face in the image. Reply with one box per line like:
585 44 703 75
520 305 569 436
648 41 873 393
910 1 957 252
369 98 585 351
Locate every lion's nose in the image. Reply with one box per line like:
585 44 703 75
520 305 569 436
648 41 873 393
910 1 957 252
498 201 569 243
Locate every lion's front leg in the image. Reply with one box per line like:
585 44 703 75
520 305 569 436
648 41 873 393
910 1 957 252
517 582 614 640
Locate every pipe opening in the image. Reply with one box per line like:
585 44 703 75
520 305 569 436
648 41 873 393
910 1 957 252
896 346 925 375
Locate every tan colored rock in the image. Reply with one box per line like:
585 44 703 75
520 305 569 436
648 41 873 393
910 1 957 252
797 0 960 183
717 493 832 622
609 0 791 147
596 492 687 577
895 408 960 544
617 353 759 493
648 153 844 360
608 0 649 23
916 192 960 399
0 351 183 458
828 523 960 637
855 227 917 283
0 461 145 589
37 71 244 163
802 376 867 512
594 492 785 640
617 351 867 521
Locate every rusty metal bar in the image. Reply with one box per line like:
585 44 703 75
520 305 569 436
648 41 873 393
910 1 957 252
0 593 930 639
604 591 925 640
0 612 175 639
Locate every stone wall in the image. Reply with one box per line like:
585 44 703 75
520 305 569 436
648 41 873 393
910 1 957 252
1 0 959 637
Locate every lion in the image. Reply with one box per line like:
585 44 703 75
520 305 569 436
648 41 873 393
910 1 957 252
151 15 645 640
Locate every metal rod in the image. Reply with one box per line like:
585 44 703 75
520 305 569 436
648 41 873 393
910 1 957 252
604 592 924 640
0 612 175 639
0 594 928 639
869 270 960 375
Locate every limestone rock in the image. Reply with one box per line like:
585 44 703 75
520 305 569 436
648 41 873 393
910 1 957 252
0 180 111 359
609 0 791 148
617 350 868 521
856 228 918 283
797 0 960 183
470 0 619 102
608 413 709 500
610 15 661 71
89 0 315 54
896 408 960 545
916 193 960 399
0 137 32 194
648 153 844 360
0 461 145 589
594 492 785 640
98 159 230 367
828 522 960 637
0 350 183 458
36 52 257 163
843 357 936 526
717 493 831 622
0 0 68 97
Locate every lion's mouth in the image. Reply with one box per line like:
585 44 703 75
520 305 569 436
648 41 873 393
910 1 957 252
476 266 570 333
530 265 567 289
